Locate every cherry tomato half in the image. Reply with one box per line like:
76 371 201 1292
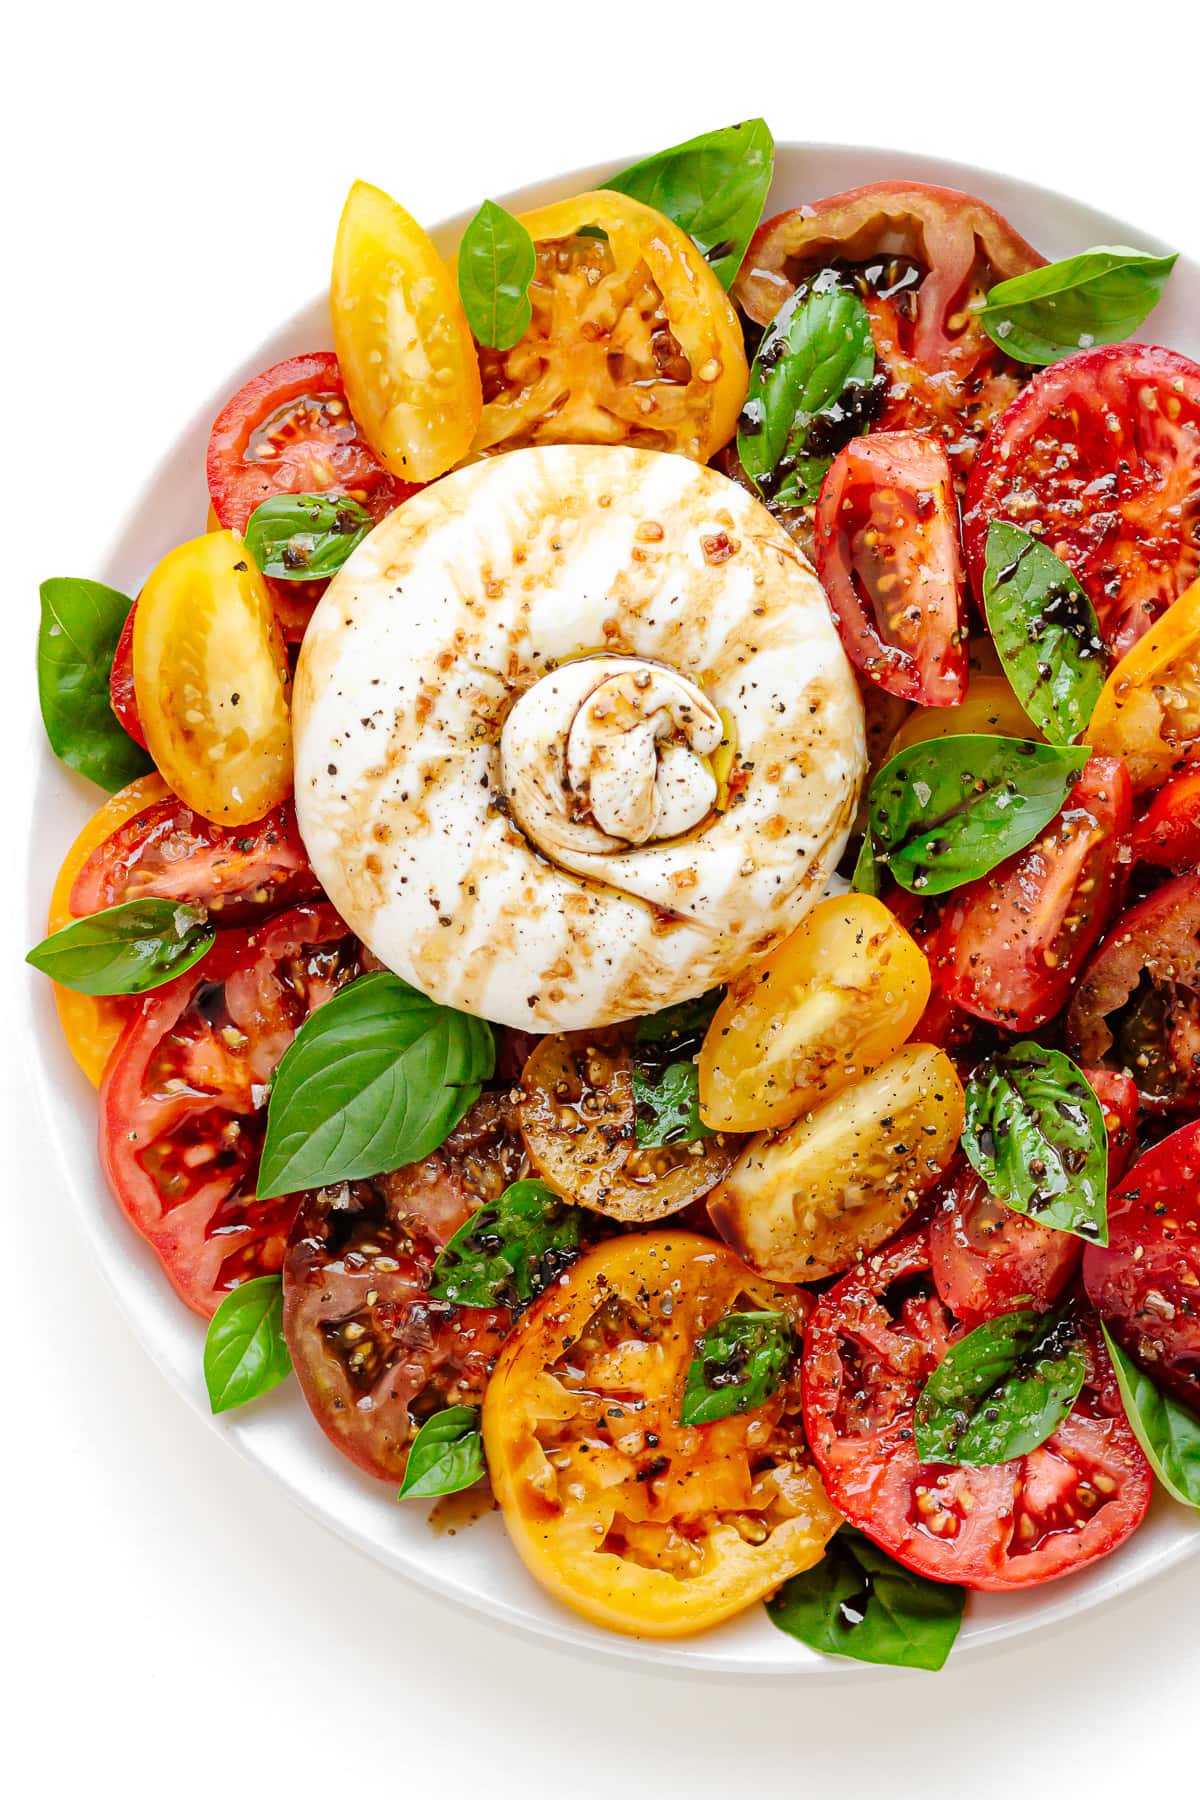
109 603 147 748
803 1231 1152 1588
886 672 1040 759
1132 767 1200 870
814 431 967 706
1085 575 1200 792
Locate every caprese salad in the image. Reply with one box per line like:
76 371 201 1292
30 121 1200 1671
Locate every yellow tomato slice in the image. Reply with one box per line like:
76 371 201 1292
698 894 931 1134
887 673 1041 759
133 530 292 827
331 179 481 484
482 1232 841 1638
47 773 172 1083
708 1044 964 1284
468 190 747 463
1085 575 1200 791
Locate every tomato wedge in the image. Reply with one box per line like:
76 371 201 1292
1085 575 1200 792
109 603 146 748
1132 768 1200 870
802 1231 1152 1588
99 904 361 1315
814 431 967 706
926 756 1132 1031
964 344 1200 658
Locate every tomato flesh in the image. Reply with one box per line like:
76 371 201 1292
109 603 147 748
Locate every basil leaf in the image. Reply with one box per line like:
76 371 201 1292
980 245 1178 366
737 280 877 506
37 577 154 790
915 1307 1087 1465
26 899 214 995
258 971 495 1200
633 989 723 1046
397 1405 485 1500
204 1275 292 1414
429 1178 585 1309
680 1310 794 1426
606 118 774 291
963 1041 1108 1242
767 1526 965 1671
1103 1327 1200 1509
850 832 881 896
244 492 373 581
868 734 1089 895
982 522 1106 744
457 199 536 350
632 1058 711 1148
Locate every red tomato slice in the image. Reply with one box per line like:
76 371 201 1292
1084 1118 1200 1411
1131 768 1200 871
929 1068 1138 1326
802 1231 1152 1589
70 793 318 923
814 431 967 705
964 344 1200 658
1067 870 1200 1112
927 755 1132 1031
109 603 146 748
99 904 361 1316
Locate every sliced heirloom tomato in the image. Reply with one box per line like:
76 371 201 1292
926 755 1132 1031
99 903 361 1315
1083 1118 1200 1412
734 182 1042 484
930 1068 1138 1326
284 1093 525 1480
469 190 747 463
1132 768 1200 870
698 894 930 1133
133 530 293 827
803 1231 1152 1588
708 1043 963 1284
109 604 147 748
1067 871 1200 1112
332 180 482 483
47 773 172 1083
482 1232 841 1637
964 345 1200 658
886 671 1040 758
518 1028 738 1222
814 432 967 706
1085 575 1200 791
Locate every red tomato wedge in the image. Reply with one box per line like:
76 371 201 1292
109 603 146 748
814 431 967 705
802 1231 1152 1589
1131 768 1200 870
927 756 1131 1031
964 344 1200 658
99 904 361 1316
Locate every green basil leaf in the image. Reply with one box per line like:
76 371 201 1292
26 898 214 995
868 734 1089 895
244 492 374 581
633 989 723 1046
767 1526 965 1670
204 1275 292 1414
850 831 881 896
915 1307 1087 1465
737 280 876 506
963 1041 1108 1242
429 1178 586 1309
1103 1327 1200 1509
37 577 154 790
982 522 1106 744
457 199 536 350
680 1310 794 1426
258 971 495 1200
632 1057 711 1148
606 118 774 291
980 245 1178 366
397 1405 486 1500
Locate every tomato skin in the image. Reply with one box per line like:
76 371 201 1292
1086 577 1200 793
109 603 147 748
927 755 1132 1031
803 1231 1152 1589
1132 768 1200 869
1083 1119 1200 1411
964 344 1200 658
814 432 967 706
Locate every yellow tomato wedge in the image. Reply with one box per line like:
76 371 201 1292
47 773 172 1083
708 1044 964 1284
133 530 292 827
483 1232 841 1638
331 179 481 483
698 894 930 1134
1085 575 1200 791
887 673 1041 759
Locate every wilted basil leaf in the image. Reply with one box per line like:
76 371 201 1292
982 522 1106 743
680 1310 794 1426
457 199 537 351
630 989 721 1148
850 831 881 896
1103 1327 1200 1509
204 1276 292 1414
915 1307 1087 1465
606 118 774 291
244 492 374 581
26 898 214 995
963 1041 1108 1242
429 1178 586 1309
980 245 1178 366
37 576 154 790
397 1405 485 1500
767 1526 965 1670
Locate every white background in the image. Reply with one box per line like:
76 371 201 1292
6 3 1200 1794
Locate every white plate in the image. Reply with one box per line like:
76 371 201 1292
22 141 1200 1676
